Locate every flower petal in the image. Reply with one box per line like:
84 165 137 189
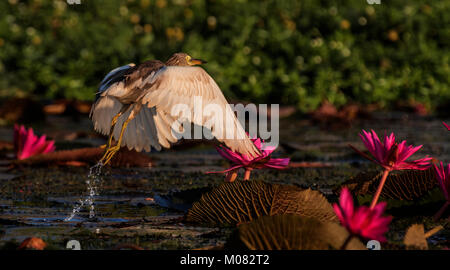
443 122 450 131
264 158 290 169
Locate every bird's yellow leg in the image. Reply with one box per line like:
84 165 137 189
99 112 123 149
99 105 130 160
102 118 131 165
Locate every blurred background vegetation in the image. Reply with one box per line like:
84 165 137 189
0 0 449 113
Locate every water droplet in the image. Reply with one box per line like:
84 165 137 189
64 162 104 221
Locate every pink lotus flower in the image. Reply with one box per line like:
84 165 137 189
333 187 392 243
432 162 450 220
351 129 432 171
208 137 290 182
443 122 450 131
350 130 432 209
14 124 55 160
434 162 450 201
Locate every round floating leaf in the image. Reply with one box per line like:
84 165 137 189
186 181 337 226
238 215 365 250
334 171 381 195
18 237 47 250
271 187 338 222
337 169 437 201
403 224 443 250
186 181 275 225
404 224 428 250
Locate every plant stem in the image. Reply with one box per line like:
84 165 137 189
424 226 444 238
340 235 353 250
370 169 390 209
433 201 450 221
226 170 238 182
244 169 252 181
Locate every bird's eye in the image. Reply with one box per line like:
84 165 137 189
185 55 191 62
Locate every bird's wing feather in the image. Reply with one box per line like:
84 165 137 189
111 106 169 152
92 62 174 153
90 95 122 136
90 64 136 136
139 66 260 157
96 63 136 101
92 64 259 156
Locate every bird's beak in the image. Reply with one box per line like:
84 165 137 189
189 58 207 65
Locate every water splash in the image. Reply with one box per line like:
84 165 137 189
64 162 104 221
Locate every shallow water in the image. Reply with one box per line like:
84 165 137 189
0 112 449 249
64 162 104 221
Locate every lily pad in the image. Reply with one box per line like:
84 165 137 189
403 224 443 250
237 215 365 250
337 168 437 201
186 181 275 225
404 224 428 250
271 187 338 222
186 181 337 226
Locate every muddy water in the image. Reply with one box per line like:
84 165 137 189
0 112 449 249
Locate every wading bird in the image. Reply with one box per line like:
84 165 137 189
90 53 259 165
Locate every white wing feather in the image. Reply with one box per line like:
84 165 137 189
92 65 259 157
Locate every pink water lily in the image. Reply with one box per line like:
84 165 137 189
14 124 55 160
350 129 432 172
333 188 392 246
350 129 432 209
208 137 290 182
433 162 450 220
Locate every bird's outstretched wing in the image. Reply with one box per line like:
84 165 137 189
91 64 260 157
91 61 172 153
96 63 136 101
139 66 260 157
90 63 135 138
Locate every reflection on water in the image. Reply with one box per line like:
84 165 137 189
64 162 103 221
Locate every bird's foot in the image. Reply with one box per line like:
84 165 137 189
100 145 120 165
102 145 121 165
99 147 111 163
99 144 107 149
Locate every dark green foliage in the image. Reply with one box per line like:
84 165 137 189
0 0 449 111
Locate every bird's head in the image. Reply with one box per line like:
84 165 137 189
165 52 207 66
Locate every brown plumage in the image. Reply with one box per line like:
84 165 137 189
90 52 259 164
